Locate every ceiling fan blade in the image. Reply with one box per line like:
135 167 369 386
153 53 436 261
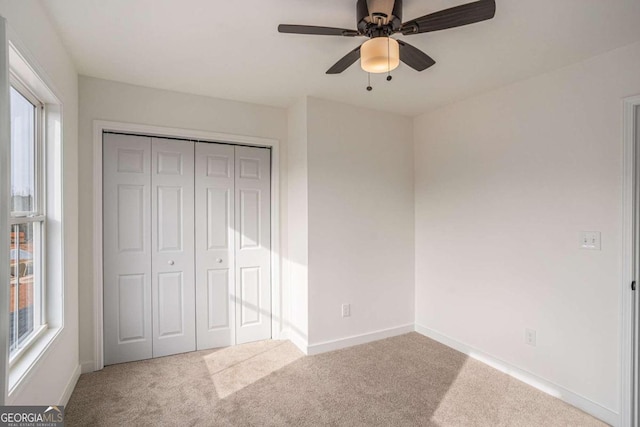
401 0 496 35
278 24 359 37
326 46 362 74
397 40 435 71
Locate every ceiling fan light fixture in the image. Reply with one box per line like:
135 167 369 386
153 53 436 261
361 37 400 73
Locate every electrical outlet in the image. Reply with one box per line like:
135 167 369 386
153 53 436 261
341 304 351 318
525 329 536 346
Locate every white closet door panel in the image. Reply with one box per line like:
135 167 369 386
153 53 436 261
195 143 235 349
151 138 196 357
157 272 184 336
157 186 183 252
103 133 152 365
240 267 261 326
117 185 145 252
207 269 230 329
235 146 271 344
117 274 146 342
239 190 260 249
207 188 230 249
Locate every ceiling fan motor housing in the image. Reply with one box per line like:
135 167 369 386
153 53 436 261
357 0 402 37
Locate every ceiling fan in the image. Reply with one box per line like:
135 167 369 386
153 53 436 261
278 0 496 80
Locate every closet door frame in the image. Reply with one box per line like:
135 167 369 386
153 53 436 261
93 120 281 372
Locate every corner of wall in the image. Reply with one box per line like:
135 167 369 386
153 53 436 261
284 97 310 349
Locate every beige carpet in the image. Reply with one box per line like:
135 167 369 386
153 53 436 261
66 333 606 426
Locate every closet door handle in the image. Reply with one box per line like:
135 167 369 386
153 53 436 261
168 260 175 265
216 258 223 263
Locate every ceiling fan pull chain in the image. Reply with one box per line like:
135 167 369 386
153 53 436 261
387 38 393 81
366 73 373 91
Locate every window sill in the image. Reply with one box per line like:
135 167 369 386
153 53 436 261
9 324 48 368
7 326 62 395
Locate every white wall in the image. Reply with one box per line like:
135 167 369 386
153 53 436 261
0 0 79 405
80 83 415 361
306 97 415 347
286 98 309 350
77 76 288 369
414 40 640 416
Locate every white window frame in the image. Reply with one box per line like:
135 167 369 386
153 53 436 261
5 41 64 397
7 77 48 365
9 76 43 216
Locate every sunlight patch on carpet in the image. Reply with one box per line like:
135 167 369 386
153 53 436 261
203 340 304 399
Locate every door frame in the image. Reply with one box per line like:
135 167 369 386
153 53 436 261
622 94 640 427
92 120 282 371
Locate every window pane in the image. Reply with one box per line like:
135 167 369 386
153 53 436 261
10 87 36 214
9 222 40 354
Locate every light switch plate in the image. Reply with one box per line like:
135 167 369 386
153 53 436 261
580 231 601 250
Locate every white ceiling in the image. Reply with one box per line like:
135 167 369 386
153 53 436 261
42 0 640 116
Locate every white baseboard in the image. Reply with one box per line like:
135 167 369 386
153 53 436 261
307 324 415 356
414 324 619 427
271 328 286 341
59 364 80 406
80 360 95 374
282 329 309 355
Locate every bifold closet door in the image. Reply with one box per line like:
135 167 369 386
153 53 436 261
151 138 196 358
103 134 153 365
195 144 272 348
195 143 235 349
105 136 270 362
104 134 196 365
235 146 271 344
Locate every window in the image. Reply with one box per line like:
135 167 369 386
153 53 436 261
8 82 46 361
5 43 63 393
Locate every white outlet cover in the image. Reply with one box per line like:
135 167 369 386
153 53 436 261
580 231 601 250
525 329 537 346
341 304 351 317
